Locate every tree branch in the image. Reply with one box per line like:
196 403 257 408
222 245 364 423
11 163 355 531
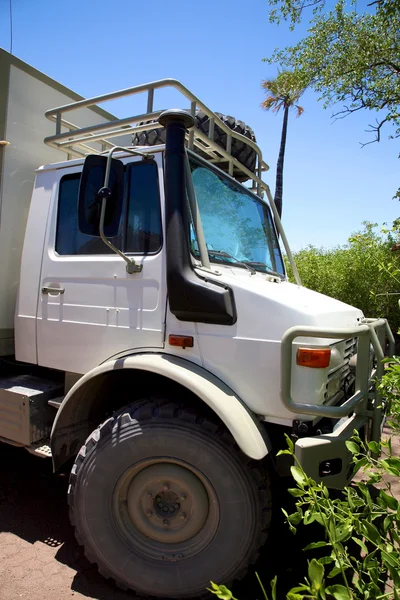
365 60 400 74
360 117 389 146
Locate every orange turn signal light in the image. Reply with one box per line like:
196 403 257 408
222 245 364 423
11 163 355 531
296 348 331 368
168 335 194 349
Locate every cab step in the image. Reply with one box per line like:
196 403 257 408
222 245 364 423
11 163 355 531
27 440 52 459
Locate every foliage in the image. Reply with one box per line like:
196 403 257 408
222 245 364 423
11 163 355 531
379 355 400 436
261 71 305 116
263 0 400 162
261 71 306 218
277 423 400 599
285 221 400 335
209 574 277 600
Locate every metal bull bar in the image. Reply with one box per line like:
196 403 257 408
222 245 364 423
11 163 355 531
281 318 395 442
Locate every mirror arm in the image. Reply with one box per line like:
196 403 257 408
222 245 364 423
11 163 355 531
98 194 142 274
98 146 150 274
99 146 153 275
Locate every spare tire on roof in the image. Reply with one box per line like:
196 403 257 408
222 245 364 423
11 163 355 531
132 110 257 182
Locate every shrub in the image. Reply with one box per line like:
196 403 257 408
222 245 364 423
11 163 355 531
285 221 400 335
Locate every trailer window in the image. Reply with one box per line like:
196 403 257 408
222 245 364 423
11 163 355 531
55 161 162 255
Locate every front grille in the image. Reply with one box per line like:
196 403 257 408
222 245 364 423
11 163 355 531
324 338 357 403
344 337 357 361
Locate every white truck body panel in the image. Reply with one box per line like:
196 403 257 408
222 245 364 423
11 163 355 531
16 146 364 423
32 156 166 372
192 267 363 423
0 49 118 356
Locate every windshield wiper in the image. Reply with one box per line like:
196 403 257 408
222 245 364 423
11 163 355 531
207 250 256 275
243 262 283 279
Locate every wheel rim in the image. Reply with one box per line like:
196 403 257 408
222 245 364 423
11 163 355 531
113 458 219 561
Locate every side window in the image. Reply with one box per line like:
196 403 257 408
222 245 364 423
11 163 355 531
126 161 162 254
56 174 115 255
55 161 162 256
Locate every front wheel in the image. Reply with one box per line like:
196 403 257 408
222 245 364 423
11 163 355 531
68 401 272 598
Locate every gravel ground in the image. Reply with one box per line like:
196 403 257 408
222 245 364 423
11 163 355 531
0 427 398 600
0 443 133 600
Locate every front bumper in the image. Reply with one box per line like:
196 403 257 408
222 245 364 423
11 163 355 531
281 318 394 489
295 413 369 489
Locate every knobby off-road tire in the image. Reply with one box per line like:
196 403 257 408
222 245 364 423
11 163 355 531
68 400 272 598
132 111 257 182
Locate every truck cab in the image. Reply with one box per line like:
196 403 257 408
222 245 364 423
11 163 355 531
0 55 394 598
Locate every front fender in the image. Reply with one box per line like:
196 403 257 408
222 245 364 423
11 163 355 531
51 353 269 470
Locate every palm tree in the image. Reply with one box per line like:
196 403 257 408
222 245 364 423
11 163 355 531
261 71 305 219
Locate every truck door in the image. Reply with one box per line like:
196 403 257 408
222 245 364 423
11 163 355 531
37 154 166 374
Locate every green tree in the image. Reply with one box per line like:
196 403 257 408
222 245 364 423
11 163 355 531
285 221 400 334
263 0 400 196
261 71 305 218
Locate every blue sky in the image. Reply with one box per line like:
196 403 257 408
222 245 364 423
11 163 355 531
1 0 398 251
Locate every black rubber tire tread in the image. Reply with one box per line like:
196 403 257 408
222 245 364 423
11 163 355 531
68 398 271 599
132 111 257 182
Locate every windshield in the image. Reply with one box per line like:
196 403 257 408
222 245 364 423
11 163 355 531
189 158 285 277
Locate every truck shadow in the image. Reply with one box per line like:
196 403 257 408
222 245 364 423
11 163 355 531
0 443 133 599
0 443 315 600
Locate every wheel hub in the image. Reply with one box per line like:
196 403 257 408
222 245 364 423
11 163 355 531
154 490 180 518
122 463 210 544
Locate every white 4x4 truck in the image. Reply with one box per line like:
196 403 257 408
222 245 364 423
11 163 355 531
0 49 394 598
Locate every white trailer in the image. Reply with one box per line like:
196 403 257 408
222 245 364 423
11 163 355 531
0 49 117 355
0 48 394 599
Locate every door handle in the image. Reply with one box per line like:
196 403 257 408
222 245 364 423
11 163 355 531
42 286 65 295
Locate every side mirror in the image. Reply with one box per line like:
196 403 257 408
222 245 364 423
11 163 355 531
78 155 124 238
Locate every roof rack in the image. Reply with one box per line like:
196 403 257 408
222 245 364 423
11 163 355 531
44 78 269 195
44 78 301 284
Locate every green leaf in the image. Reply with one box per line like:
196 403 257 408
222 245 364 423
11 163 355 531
282 508 299 534
367 440 381 453
210 582 219 590
284 432 295 453
362 521 381 545
351 536 368 554
288 585 310 594
288 488 306 497
255 572 269 600
383 515 393 532
381 549 399 568
334 521 353 543
291 466 307 486
208 583 237 600
308 559 325 590
319 555 335 565
379 490 398 511
327 566 342 579
381 457 400 476
303 541 330 551
304 509 320 525
286 594 304 600
345 441 360 454
288 510 303 525
389 564 400 589
325 584 351 600
353 457 368 474
270 575 277 600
